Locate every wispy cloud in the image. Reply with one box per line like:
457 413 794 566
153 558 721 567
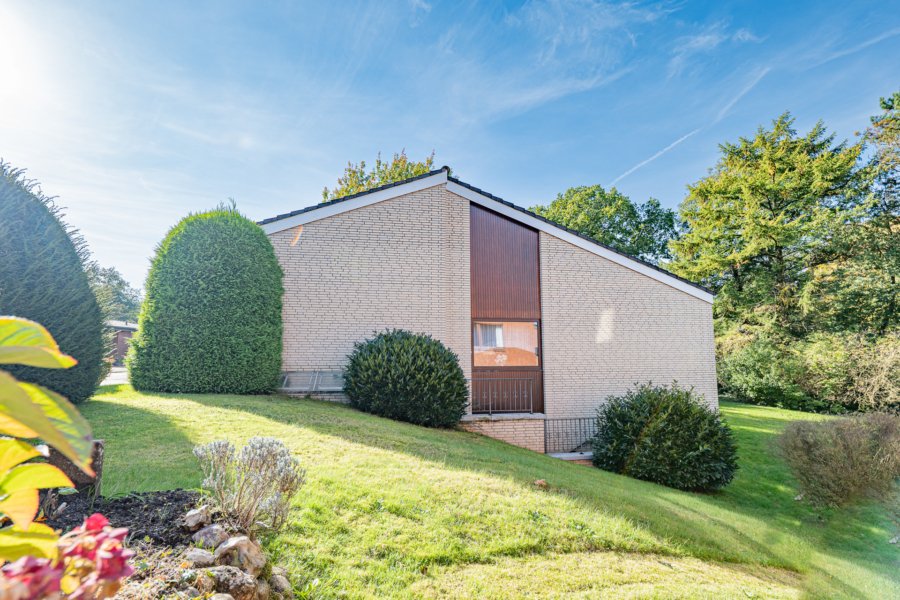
817 26 900 65
608 128 702 186
429 0 670 126
669 23 763 76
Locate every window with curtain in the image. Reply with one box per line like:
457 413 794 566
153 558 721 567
473 321 539 367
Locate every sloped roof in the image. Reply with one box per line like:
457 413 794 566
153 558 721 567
257 168 713 302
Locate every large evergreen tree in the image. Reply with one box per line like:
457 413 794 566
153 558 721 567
806 89 900 334
0 162 105 404
127 204 284 394
669 113 866 333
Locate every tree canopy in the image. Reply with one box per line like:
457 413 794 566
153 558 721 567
89 265 142 322
322 150 443 201
530 185 677 264
669 113 866 333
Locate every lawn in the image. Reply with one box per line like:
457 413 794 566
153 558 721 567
82 386 899 599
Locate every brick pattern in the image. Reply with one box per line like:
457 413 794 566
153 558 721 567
268 185 472 380
460 419 545 453
570 459 594 467
539 232 718 418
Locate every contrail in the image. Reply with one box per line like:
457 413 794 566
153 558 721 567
608 128 702 186
715 67 770 123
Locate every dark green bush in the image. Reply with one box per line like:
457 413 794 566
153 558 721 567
592 382 738 492
127 204 283 394
343 329 468 427
0 162 104 404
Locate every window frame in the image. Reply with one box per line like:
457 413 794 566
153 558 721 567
471 318 542 371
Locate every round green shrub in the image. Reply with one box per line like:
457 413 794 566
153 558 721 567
343 329 468 427
127 204 283 394
0 162 104 404
591 382 738 492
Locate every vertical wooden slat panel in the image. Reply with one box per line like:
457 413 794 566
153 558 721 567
470 204 544 414
470 205 541 319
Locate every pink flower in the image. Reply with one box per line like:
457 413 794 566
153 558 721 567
81 514 109 532
0 556 64 600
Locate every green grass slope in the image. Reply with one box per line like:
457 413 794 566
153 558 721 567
83 388 899 599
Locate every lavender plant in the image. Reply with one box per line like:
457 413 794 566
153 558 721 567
193 437 306 535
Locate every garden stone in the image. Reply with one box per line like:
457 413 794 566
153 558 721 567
193 524 229 549
207 566 258 600
255 580 270 600
195 572 215 594
184 505 211 530
215 536 266 577
183 547 215 567
269 575 292 599
210 595 235 600
185 588 201 598
271 567 287 578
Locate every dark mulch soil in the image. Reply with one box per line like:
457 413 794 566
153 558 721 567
40 489 200 546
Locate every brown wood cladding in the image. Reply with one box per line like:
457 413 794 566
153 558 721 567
470 204 541 319
472 370 544 414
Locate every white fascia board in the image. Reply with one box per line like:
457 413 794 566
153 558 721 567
447 181 714 304
261 171 448 235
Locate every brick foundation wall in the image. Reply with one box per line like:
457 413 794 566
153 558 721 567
460 418 545 453
268 184 472 380
539 232 718 419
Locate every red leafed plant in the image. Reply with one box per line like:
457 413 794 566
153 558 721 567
0 513 134 600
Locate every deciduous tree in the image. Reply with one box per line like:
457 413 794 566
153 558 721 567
530 185 677 264
322 150 442 201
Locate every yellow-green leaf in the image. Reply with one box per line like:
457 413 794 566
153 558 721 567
0 464 73 495
0 439 42 473
0 373 94 475
0 489 39 528
0 318 77 368
0 522 59 560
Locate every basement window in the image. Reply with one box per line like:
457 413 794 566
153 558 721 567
279 371 344 393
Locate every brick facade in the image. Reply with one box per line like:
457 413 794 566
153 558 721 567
266 180 717 455
539 232 718 416
268 185 471 382
459 418 545 454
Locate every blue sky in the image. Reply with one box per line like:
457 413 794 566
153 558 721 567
2 1 898 287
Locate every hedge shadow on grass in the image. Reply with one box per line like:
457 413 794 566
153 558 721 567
80 389 200 495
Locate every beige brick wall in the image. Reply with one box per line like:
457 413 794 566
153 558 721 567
539 232 718 418
268 184 472 380
460 419 545 453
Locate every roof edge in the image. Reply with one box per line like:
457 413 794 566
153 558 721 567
256 169 713 302
257 168 447 227
446 177 714 300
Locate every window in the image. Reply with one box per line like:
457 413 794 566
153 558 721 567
473 321 539 367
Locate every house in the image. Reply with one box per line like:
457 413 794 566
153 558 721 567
258 167 717 461
106 320 138 365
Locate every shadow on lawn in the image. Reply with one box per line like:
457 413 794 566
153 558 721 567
83 386 200 495
114 392 898 599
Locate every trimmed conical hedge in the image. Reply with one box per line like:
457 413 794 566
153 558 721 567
128 204 284 394
0 162 105 404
